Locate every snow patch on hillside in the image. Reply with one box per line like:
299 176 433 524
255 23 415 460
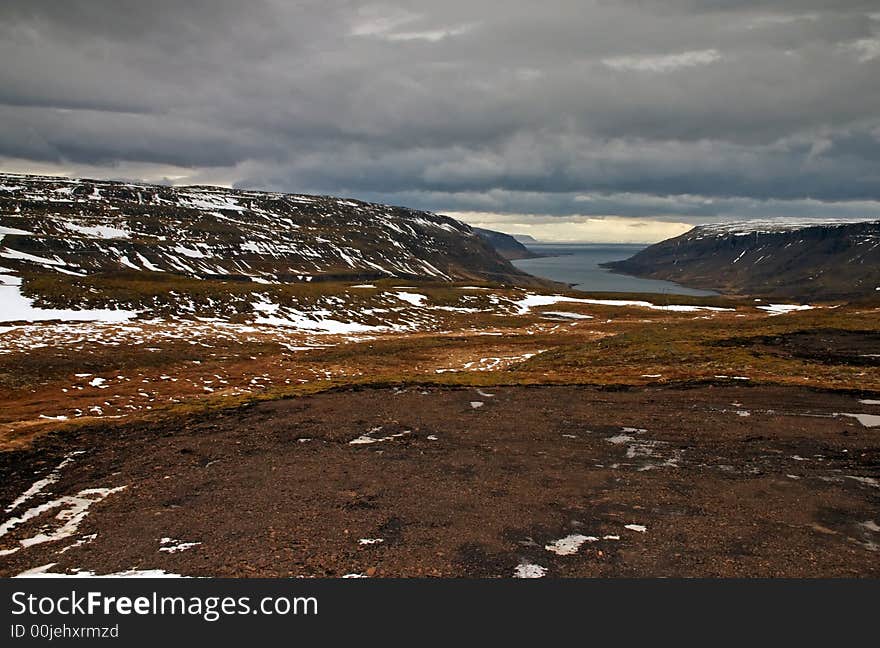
65 223 131 239
0 281 139 324
695 218 878 236
756 304 815 315
513 294 733 314
252 296 388 334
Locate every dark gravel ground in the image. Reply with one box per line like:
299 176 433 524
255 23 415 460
1 384 878 578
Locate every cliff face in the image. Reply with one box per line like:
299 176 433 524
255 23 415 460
0 173 536 286
605 220 880 301
472 227 539 260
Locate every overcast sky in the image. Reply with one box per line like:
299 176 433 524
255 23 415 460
1 1 879 242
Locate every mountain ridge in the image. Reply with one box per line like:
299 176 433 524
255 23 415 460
471 227 539 260
0 173 544 288
604 219 880 301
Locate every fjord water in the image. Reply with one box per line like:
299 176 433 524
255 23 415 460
512 243 717 296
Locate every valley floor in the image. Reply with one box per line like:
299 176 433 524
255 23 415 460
1 288 878 577
1 384 878 578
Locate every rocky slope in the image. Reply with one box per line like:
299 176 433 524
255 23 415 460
0 173 536 286
605 219 880 301
472 227 538 260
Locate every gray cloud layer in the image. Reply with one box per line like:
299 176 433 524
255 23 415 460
1 1 879 223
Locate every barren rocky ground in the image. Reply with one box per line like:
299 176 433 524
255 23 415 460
1 384 877 578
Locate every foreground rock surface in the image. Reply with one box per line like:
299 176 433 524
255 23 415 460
1 385 877 577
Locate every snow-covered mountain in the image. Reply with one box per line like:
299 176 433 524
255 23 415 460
0 173 532 285
605 219 880 301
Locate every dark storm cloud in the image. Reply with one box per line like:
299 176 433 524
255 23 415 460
1 0 879 221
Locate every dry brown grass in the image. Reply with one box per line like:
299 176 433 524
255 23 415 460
2 296 877 451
